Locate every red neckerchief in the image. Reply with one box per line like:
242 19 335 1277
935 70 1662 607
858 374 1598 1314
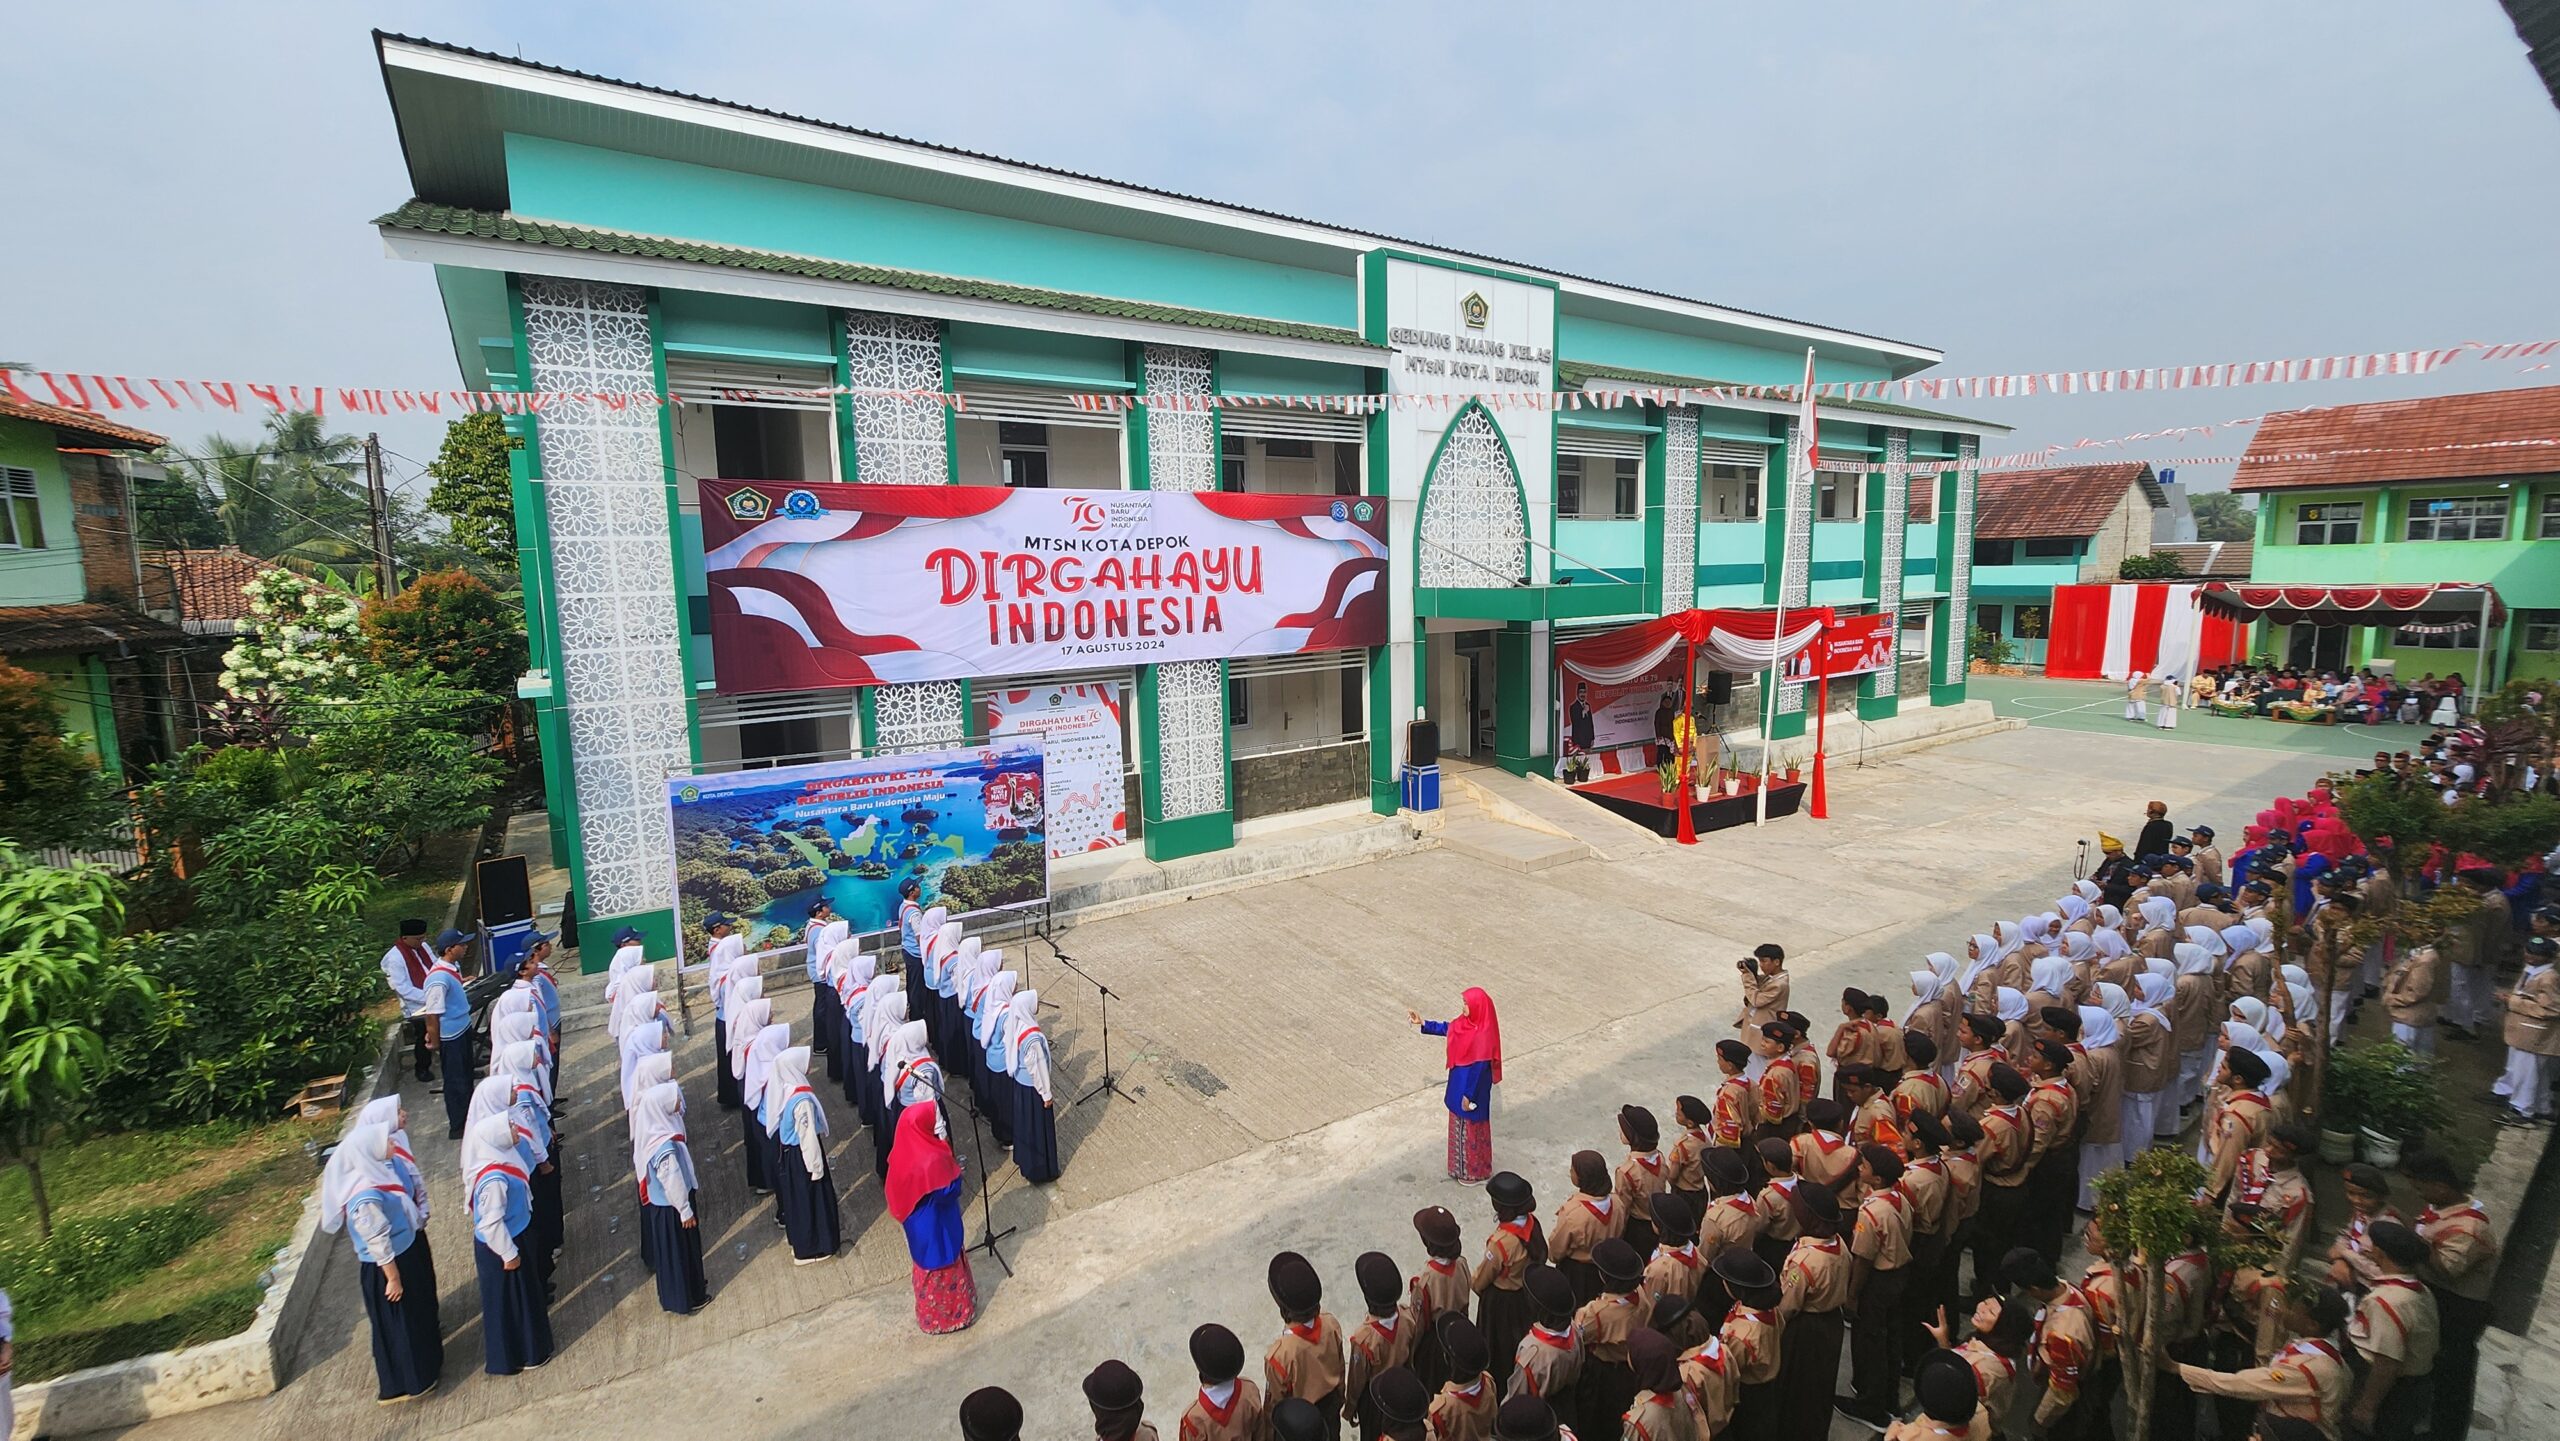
1968 1341 2019 1380
1194 1385 1240 1426
1530 1323 1575 1351
2419 1200 2485 1234
2278 1337 2344 1369
393 938 432 987
1685 1335 1728 1375
1497 1217 1536 1250
1631 1151 1665 1178
1580 1195 1615 1220
1659 1244 1701 1270
1286 1318 1326 1345
1426 1256 1459 1277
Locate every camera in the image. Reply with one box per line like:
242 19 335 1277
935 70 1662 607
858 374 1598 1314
1737 956 1758 978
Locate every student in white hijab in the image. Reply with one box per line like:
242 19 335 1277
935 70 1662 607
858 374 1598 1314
1959 933 2001 1007
2124 669 2150 722
322 1122 443 1401
1995 986 2034 1064
727 995 774 1193
1907 966 1958 1091
630 1078 706 1314
608 963 658 1041
823 936 864 1085
743 1020 792 1212
2026 955 2074 1016
2073 878 2102 904
621 1024 671 1111
2137 896 2181 959
838 950 881 1118
2074 1002 2124 1209
2057 894 2094 933
879 1017 946 1152
863 991 913 1177
2127 974 2180 1144
716 972 762 1111
940 935 986 1074
1002 990 1060 1184
770 1044 842 1263
925 920 967 1063
602 936 648 1014
960 946 1012 1119
461 1112 553 1374
2170 941 2220 1116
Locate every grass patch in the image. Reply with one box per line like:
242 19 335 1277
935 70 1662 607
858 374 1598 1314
0 1114 335 1383
358 825 480 941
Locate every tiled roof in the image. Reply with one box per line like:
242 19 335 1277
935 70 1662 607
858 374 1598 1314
378 201 1375 350
0 394 166 450
1555 360 2005 431
0 603 191 657
2230 386 2560 492
144 547 276 624
2150 540 2254 579
1972 462 2160 540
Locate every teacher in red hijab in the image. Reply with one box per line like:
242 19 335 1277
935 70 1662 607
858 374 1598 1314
1408 987 1503 1184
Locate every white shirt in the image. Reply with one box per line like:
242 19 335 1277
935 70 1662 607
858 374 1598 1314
379 943 429 1010
649 1150 696 1223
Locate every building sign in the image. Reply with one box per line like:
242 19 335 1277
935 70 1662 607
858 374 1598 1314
1783 612 1896 680
982 682 1126 859
699 480 1387 693
664 742 1049 958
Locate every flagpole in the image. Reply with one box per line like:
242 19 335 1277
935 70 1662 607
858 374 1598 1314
1758 347 1818 828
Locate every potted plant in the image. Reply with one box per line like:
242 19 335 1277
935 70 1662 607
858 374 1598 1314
2324 1040 2442 1168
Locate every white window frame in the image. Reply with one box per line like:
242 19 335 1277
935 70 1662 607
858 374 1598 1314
2294 501 2363 546
2402 495 2508 542
1702 448 1764 523
0 466 41 550
2538 491 2560 541
1226 650 1369 761
1816 467 1863 521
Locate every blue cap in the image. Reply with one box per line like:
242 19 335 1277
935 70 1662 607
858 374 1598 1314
612 926 644 946
432 928 472 950
704 911 731 929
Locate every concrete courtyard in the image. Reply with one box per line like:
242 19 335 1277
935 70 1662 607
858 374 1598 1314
111 721 2355 1441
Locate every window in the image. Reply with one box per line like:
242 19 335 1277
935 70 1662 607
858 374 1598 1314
2393 624 2477 651
1704 461 1761 521
1220 434 1246 492
1332 445 1362 497
1899 607 1932 656
0 467 42 550
2539 492 2560 540
1556 455 1583 517
1226 677 1250 726
2012 605 2049 640
2403 495 2507 542
1613 458 1641 521
1975 605 2004 637
1817 469 1862 520
998 422 1050 489
1227 653 1367 760
2295 501 2363 546
2022 537 2079 559
1907 478 1937 522
1972 538 2016 566
2524 611 2560 653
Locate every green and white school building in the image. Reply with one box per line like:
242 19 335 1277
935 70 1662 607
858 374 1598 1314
372 33 2006 959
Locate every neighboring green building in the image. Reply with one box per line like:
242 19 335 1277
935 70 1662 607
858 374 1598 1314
370 33 2008 960
1963 462 2166 667
2233 387 2560 686
0 395 189 791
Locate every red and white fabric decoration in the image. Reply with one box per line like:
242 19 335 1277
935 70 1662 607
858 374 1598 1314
2198 583 2505 625
1555 608 1833 685
2044 584 2250 682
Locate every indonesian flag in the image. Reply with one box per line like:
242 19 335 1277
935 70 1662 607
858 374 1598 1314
1794 347 1822 487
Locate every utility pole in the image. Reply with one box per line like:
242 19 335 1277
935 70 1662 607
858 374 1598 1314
363 432 397 597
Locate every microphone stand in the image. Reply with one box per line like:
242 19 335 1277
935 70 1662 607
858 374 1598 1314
1048 948 1136 1109
919 1068 1014 1276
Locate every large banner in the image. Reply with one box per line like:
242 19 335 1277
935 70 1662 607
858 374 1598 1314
665 743 1049 958
700 480 1388 694
982 681 1127 859
1783 613 1896 681
1557 655 1682 757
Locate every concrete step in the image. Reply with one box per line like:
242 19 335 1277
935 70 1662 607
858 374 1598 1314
1433 814 1589 872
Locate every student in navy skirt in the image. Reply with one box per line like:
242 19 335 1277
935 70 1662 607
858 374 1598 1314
1000 989 1061 1184
323 1122 443 1403
728 997 774 1192
770 1045 843 1263
630 1078 709 1313
461 1114 554 1375
973 970 1021 1148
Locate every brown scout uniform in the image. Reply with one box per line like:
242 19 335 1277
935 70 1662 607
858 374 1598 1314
2203 1087 2272 1201
1870 1020 1909 1073
2120 1005 2177 1101
2074 1042 2123 1148
2504 961 2560 1056
1616 1152 1670 1238
1263 1312 1347 1411
1408 1255 1470 1352
1644 1242 1706 1309
2383 945 2438 1028
1678 1333 1741 1435
1425 1376 1499 1441
1507 1321 1582 1404
1851 1186 1914 1274
1573 1289 1644 1371
1176 1379 1267 1441
1829 1018 1878 1073
1665 1123 1710 1200
2418 1199 2499 1304
1342 1311 1412 1426
1721 1303 1783 1386
2229 1149 2313 1249
2348 1275 2439 1378
1850 1093 1903 1153
1755 1061 1801 1130
2177 1336 2349 1438
1954 1049 2001 1120
1711 1074 1758 1148
1698 1192 1760 1266
2172 970 2218 1055
1738 968 1791 1031
1550 1194 1623 1274
1954 1338 2020 1431
1900 1155 1950 1246
2024 1077 2079 1173
1753 1178 1803 1249
1619 1389 1693 1441
1792 1129 1859 1191
1779 1236 1852 1317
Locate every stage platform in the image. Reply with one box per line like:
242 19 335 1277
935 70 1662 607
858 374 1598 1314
1567 770 1808 836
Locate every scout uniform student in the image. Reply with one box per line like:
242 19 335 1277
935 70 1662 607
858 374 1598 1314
1774 1182 1852 1441
423 928 478 1138
1905 965 1960 1088
1840 1143 1915 1429
1571 1238 1648 1440
1362 1368 1429 1441
1505 1264 1583 1407
2409 1152 2500 1441
1265 1253 1348 1436
1348 1251 1416 1432
1549 1151 1622 1306
2021 1039 2083 1266
1665 1095 1713 1215
1935 1112 1983 1306
2176 1287 2351 1441
1695 1149 1760 1270
2229 1122 2315 1251
1751 1139 1804 1271
2067 1001 2125 1212
1897 1112 1955 1358
1969 1064 2033 1307
1618 1328 1688 1441
1862 992 1909 1076
1428 1315 1500 1441
2001 1248 2098 1439
1931 1296 2029 1434
2346 1224 2439 1438
1890 1350 1984 1441
1408 1206 1470 1393
1735 943 1791 1032
1474 1171 1545 1386
2383 940 2440 1053
1828 989 1879 1102
1785 1014 1826 1108
1614 1105 1669 1258
1710 1043 1758 1149
1952 1015 2005 1120
2202 1047 2274 1204
1842 1065 1903 1154
1490 1396 1566 1441
2495 934 2560 1125
2191 826 2226 888
1677 1312 1741 1437
1792 1099 1859 1191
1716 1248 1786 1438
2325 1162 2404 1293
1177 1330 1269 1441
1083 1358 1159 1441
1891 1034 1948 1131
1641 1192 1705 1314
960 1387 1023 1441
1750 1024 1804 1149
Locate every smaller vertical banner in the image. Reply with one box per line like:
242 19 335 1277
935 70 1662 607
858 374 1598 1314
982 682 1128 859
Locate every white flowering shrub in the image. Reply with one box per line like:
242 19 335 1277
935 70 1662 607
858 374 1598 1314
211 570 362 740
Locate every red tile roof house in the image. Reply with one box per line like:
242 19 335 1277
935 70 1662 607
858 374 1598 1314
2229 386 2560 687
1963 461 2166 667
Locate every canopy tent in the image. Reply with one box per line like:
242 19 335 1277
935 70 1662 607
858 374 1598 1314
2196 582 2505 627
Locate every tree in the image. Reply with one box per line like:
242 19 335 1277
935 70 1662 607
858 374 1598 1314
212 569 363 742
361 568 529 697
423 413 519 569
2091 1148 2278 1441
0 661 123 852
2118 552 2187 580
2189 492 2255 542
128 457 225 549
0 850 157 1236
285 668 503 872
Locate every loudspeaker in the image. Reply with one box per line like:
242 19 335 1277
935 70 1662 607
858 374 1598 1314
1406 718 1440 767
1704 670 1735 705
476 855 534 927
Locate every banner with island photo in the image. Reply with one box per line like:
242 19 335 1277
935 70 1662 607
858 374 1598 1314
664 742 1050 962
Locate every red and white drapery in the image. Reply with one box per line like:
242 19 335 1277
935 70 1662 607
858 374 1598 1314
2044 584 2252 682
1554 607 1833 686
2196 583 2505 626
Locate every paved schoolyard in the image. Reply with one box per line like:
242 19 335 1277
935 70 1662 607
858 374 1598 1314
1966 672 2434 763
111 724 2347 1441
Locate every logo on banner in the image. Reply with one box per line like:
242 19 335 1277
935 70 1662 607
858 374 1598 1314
677 783 701 804
1329 500 1349 521
1069 498 1110 532
724 489 772 521
1354 500 1376 522
781 489 825 519
1461 292 1490 329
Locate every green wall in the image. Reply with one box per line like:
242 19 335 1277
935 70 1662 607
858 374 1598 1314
2253 483 2560 607
503 135 1354 329
658 290 834 363
0 417 84 606
1553 518 1646 583
1558 313 1895 387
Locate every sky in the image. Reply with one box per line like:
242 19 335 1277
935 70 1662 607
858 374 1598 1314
7 1 2558 498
